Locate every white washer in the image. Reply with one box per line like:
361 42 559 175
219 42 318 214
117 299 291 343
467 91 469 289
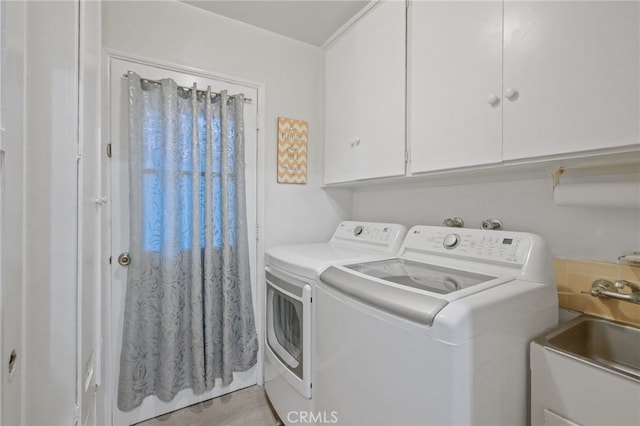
264 221 407 424
315 225 559 426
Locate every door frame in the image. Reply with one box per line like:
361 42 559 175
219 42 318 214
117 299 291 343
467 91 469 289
98 50 266 425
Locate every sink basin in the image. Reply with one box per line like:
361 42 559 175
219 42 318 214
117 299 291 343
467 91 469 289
535 315 640 382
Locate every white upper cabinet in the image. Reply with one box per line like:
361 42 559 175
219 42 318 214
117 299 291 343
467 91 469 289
502 1 640 160
324 0 406 185
329 1 639 184
409 1 503 173
409 0 639 175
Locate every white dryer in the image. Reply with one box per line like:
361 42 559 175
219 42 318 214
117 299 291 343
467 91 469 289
264 221 407 424
314 225 559 426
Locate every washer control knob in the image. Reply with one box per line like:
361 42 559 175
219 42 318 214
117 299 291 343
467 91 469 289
354 225 364 237
443 234 460 249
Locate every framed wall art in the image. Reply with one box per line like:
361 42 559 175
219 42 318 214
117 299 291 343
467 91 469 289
277 117 308 184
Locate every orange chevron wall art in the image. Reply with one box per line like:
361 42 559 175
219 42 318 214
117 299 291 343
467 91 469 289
277 117 308 184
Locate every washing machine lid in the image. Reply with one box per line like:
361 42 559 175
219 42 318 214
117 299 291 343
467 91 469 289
345 258 495 295
320 259 514 326
320 264 449 326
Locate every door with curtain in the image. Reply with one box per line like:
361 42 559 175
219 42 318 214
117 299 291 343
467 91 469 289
108 58 259 425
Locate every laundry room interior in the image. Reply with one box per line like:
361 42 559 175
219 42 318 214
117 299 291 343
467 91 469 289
0 1 638 425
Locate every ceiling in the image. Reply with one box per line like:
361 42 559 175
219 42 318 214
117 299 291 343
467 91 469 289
182 1 370 46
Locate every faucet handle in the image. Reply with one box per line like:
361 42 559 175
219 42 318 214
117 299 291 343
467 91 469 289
481 218 503 230
614 279 640 294
443 217 464 228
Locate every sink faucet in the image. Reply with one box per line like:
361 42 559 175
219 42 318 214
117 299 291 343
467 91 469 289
583 279 640 304
614 280 640 302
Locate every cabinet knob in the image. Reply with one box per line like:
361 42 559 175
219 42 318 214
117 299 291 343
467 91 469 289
487 94 500 106
505 88 519 101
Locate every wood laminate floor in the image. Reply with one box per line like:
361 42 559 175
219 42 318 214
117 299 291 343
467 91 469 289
136 385 282 426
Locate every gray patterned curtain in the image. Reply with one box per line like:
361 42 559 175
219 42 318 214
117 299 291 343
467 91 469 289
118 72 258 411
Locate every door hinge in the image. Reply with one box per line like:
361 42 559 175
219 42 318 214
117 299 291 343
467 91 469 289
106 143 112 158
73 404 81 426
256 224 260 241
405 151 409 162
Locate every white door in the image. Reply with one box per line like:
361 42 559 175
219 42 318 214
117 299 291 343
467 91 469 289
108 58 259 425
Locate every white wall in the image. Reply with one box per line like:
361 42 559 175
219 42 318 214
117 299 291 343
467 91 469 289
102 0 351 250
351 176 640 262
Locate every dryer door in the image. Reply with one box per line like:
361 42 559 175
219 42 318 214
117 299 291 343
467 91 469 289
265 269 312 397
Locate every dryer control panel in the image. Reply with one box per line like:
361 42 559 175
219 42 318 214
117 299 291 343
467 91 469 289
330 221 408 254
404 226 533 265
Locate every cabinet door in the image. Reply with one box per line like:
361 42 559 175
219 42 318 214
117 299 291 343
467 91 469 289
325 27 358 184
324 0 406 184
409 1 503 173
503 1 640 160
354 0 406 181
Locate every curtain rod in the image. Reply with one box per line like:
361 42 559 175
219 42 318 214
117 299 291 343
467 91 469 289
124 72 253 103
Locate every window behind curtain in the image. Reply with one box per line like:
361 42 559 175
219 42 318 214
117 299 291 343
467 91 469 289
139 87 238 252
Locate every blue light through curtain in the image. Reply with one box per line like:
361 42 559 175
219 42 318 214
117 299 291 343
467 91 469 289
118 72 258 411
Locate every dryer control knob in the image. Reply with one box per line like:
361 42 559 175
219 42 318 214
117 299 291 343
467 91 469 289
354 225 364 237
443 233 460 249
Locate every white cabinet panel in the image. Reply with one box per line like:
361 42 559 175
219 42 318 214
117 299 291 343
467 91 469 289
503 1 640 160
409 1 503 173
531 342 640 426
325 27 357 184
324 0 406 184
354 0 406 181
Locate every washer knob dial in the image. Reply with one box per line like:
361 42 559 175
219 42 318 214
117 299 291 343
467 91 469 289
354 225 364 236
443 234 460 249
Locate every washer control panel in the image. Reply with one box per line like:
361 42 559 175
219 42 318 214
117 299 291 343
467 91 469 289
405 226 532 265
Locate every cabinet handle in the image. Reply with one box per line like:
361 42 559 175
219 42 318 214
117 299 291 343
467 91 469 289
355 138 361 146
505 88 519 101
487 94 500 107
350 138 360 148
